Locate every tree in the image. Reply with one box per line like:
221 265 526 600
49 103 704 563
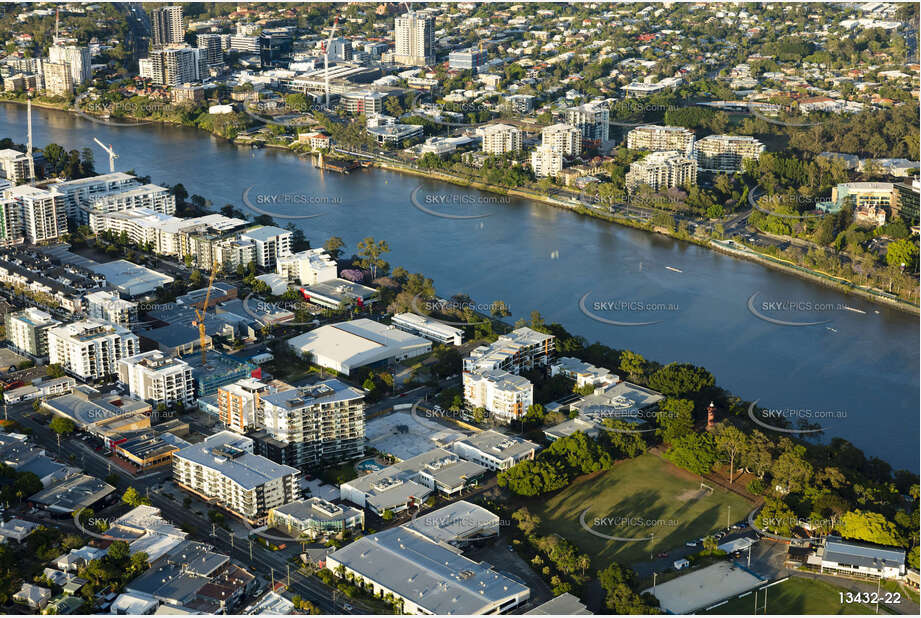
121 486 150 508
381 509 393 521
664 432 717 476
107 540 130 562
886 238 919 270
656 398 695 444
491 300 511 317
648 363 715 397
618 350 647 382
356 237 390 278
49 416 75 437
324 236 345 259
512 507 541 536
771 443 813 494
598 564 658 614
46 364 66 378
838 510 904 546
713 423 748 485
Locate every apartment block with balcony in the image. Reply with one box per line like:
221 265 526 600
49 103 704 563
276 248 337 286
565 101 610 143
4 307 61 357
625 150 698 193
530 145 563 177
5 185 66 243
693 135 764 172
462 369 533 422
217 377 275 433
172 431 299 525
480 124 522 154
117 351 195 409
47 319 140 381
626 125 696 155
541 123 582 156
239 226 292 269
260 380 365 468
84 290 138 327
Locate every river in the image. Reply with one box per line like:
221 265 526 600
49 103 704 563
2 103 917 471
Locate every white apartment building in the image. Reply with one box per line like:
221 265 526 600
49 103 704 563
625 150 698 193
5 185 66 243
117 350 195 408
172 431 300 524
87 208 177 252
530 145 563 177
84 290 138 326
82 183 176 222
393 11 435 66
260 380 366 467
239 226 292 269
142 46 205 87
48 45 91 85
0 149 32 184
463 369 533 421
541 123 582 156
4 307 61 357
48 172 140 219
551 356 619 388
42 61 73 96
463 327 556 375
151 5 184 47
452 430 539 471
276 248 337 286
480 123 522 154
693 135 765 172
390 312 463 346
566 101 610 143
626 125 696 154
47 319 140 381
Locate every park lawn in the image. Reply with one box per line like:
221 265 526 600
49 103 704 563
529 453 752 566
707 577 875 615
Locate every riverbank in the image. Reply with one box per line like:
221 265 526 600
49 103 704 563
375 159 920 315
5 98 917 314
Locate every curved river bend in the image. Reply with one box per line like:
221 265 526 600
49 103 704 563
2 104 917 470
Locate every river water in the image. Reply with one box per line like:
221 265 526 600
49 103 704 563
3 103 917 470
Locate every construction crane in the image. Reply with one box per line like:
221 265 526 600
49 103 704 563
322 15 340 109
26 98 35 182
93 137 118 173
194 263 219 365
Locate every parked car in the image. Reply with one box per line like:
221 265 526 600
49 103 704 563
685 540 699 547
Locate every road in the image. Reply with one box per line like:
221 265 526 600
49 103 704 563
4 401 366 615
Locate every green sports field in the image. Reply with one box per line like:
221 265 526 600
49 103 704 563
706 577 875 615
530 453 753 566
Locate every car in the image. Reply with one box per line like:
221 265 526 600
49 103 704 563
732 523 745 530
657 552 669 558
685 540 698 547
342 604 353 611
507 545 515 552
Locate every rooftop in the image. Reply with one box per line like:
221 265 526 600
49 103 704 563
454 430 539 460
174 431 299 490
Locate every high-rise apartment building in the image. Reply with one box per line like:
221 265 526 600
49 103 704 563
5 186 67 243
151 6 185 48
480 124 522 154
47 319 140 381
530 145 563 177
172 431 299 524
566 101 610 143
142 46 204 86
217 377 275 433
42 61 73 96
117 350 195 408
4 308 61 357
393 11 435 66
196 33 224 67
84 290 139 326
48 45 91 85
260 380 366 468
541 123 582 156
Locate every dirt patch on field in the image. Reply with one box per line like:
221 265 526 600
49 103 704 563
675 488 708 502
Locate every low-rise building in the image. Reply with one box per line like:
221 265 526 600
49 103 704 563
288 318 430 376
809 537 906 580
404 500 500 545
267 497 364 540
390 312 463 346
326 525 529 614
452 430 539 471
13 583 51 609
550 357 619 388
